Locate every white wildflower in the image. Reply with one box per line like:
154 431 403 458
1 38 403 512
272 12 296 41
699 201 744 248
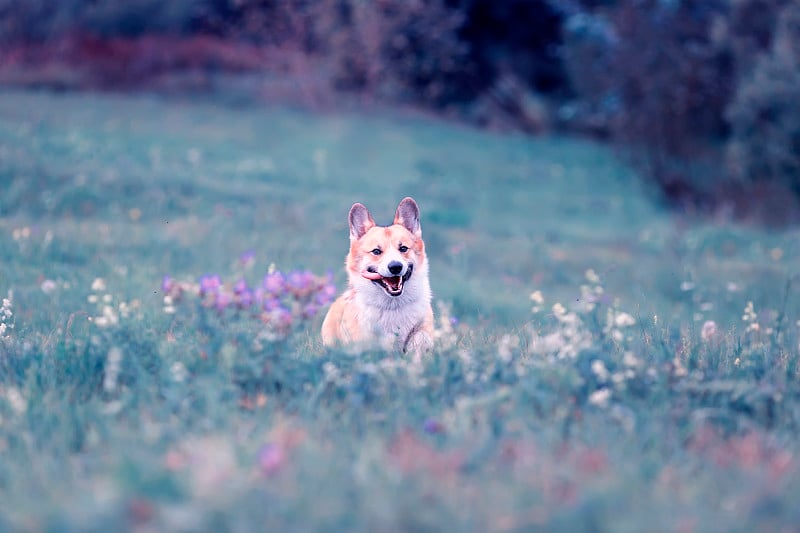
170 361 188 383
742 301 756 321
93 305 119 328
530 290 545 312
553 304 580 326
588 388 611 407
2 295 13 319
40 279 58 294
701 320 718 342
742 301 760 333
585 269 600 284
591 359 609 382
529 315 592 360
12 227 31 241
0 293 13 341
91 278 107 292
622 352 640 367
163 295 176 314
497 334 518 364
614 312 636 328
323 362 339 382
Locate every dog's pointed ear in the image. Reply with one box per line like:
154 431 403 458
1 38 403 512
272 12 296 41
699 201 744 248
394 197 421 237
349 203 375 240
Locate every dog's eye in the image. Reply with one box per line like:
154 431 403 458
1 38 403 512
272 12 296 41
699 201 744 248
371 248 382 256
398 245 409 253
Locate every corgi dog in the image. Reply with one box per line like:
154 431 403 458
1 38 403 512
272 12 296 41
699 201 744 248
321 197 433 353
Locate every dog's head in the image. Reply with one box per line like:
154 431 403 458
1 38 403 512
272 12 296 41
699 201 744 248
346 197 426 299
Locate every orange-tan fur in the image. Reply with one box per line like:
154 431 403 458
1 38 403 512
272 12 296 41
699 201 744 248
321 197 434 353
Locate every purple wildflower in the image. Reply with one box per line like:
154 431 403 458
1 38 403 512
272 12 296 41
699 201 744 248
163 265 334 332
423 418 445 434
199 274 222 296
233 279 249 295
214 290 232 312
239 250 256 268
286 270 314 295
161 275 174 293
263 297 281 312
273 306 293 327
303 303 319 318
161 275 183 301
263 271 285 294
316 282 337 305
252 287 264 305
237 288 254 309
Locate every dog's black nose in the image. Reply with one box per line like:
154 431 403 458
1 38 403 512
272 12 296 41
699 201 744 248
387 261 403 275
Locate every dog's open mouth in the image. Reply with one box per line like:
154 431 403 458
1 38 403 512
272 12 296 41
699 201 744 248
370 265 413 297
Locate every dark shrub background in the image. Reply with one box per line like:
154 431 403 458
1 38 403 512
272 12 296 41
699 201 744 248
1 0 798 222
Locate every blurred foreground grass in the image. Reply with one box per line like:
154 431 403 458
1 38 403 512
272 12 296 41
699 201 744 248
1 90 799 531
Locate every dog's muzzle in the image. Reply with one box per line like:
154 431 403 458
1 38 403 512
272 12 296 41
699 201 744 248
370 264 413 297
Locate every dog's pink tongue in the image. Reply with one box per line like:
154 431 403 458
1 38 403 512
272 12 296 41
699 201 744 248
361 270 383 281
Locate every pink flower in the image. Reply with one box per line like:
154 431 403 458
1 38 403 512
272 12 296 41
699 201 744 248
258 443 285 476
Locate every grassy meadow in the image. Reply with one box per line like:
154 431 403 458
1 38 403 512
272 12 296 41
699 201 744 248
1 89 800 531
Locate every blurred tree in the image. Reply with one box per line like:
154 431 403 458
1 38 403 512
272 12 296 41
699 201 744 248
727 2 800 199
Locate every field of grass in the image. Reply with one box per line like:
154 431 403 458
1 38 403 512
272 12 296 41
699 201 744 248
1 89 800 531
